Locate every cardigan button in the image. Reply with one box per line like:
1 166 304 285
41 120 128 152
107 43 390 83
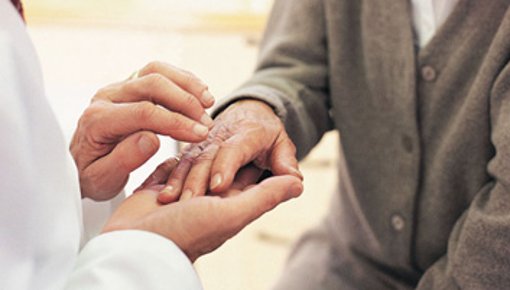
391 214 405 232
421 65 437 81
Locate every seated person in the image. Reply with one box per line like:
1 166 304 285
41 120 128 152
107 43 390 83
163 0 510 289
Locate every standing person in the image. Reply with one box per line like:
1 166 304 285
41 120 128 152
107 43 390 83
165 0 510 289
0 1 303 289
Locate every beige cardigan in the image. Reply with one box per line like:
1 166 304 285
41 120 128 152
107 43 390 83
214 0 510 288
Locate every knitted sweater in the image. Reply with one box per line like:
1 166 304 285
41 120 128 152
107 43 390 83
214 0 510 288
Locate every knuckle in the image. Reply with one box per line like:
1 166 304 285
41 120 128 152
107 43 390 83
181 70 197 84
121 76 140 90
182 70 206 89
93 87 109 100
192 143 218 163
186 144 204 159
170 115 188 131
193 152 214 164
181 92 200 108
142 61 163 74
80 107 96 123
79 102 105 125
145 73 167 88
134 101 157 120
181 143 195 153
209 127 232 144
92 84 119 102
180 154 195 165
197 84 208 94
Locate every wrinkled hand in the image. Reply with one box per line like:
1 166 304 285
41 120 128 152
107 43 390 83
71 61 215 201
158 99 302 203
103 159 303 262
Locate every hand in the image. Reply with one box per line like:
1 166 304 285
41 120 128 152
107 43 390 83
71 61 215 201
158 99 303 203
103 163 303 262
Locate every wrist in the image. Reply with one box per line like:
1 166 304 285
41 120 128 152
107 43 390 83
222 98 278 119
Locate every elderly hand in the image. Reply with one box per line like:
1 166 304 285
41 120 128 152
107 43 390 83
71 61 215 201
157 99 302 204
102 160 303 262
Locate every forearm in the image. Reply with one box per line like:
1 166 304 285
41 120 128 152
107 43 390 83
213 0 333 159
213 84 330 160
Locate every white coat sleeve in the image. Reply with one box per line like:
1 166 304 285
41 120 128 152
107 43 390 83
81 192 126 245
0 2 203 289
66 230 203 290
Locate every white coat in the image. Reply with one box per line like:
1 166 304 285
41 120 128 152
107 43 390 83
0 1 202 289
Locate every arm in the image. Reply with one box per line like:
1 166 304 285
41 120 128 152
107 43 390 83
65 231 202 290
71 61 215 201
159 0 332 202
66 165 303 290
64 68 302 290
417 63 510 289
214 0 333 159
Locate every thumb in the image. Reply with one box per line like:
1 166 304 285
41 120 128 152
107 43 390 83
102 131 160 173
270 134 303 180
226 175 304 227
86 131 160 200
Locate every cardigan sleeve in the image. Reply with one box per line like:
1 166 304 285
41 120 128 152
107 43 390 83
417 62 510 290
212 0 333 159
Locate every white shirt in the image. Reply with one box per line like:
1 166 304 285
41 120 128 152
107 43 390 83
411 0 460 48
0 1 202 289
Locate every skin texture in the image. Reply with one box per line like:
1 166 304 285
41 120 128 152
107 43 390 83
158 99 303 204
103 161 304 262
70 61 215 201
70 61 304 264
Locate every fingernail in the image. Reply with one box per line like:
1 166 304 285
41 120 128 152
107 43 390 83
211 173 223 189
288 183 303 198
160 185 175 196
138 135 155 155
193 123 209 137
201 90 215 105
181 189 193 200
200 113 214 127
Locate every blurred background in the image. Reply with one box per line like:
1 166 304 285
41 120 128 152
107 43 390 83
24 1 339 289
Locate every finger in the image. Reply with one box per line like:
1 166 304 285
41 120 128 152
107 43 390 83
269 134 303 179
139 61 215 108
98 101 209 143
136 157 180 191
231 165 264 191
219 165 264 198
116 74 213 127
209 133 263 193
158 151 195 204
84 131 160 201
223 175 304 228
180 144 220 201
